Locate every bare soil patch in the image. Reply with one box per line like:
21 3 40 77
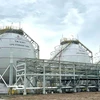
1 92 100 100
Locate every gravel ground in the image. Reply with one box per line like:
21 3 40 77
1 92 100 100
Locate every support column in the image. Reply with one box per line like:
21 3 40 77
86 87 89 92
23 63 27 95
73 65 76 93
86 65 89 92
43 62 46 94
9 52 14 85
59 63 62 93
97 66 100 92
9 64 13 85
98 84 100 92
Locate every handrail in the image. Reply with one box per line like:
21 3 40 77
51 41 72 60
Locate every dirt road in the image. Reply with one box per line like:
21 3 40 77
1 92 100 100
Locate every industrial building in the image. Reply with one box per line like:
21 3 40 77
0 27 100 95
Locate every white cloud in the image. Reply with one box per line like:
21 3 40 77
62 8 84 25
22 17 61 59
0 0 100 60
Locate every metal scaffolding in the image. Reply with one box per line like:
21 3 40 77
0 58 100 95
15 58 100 95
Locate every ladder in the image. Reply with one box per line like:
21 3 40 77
23 32 39 59
52 42 72 60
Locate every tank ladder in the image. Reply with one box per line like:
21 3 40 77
51 41 72 60
23 32 39 59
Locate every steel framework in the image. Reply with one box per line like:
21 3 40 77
15 58 100 95
0 58 100 95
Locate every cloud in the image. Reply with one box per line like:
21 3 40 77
0 0 100 59
0 0 84 31
77 0 100 53
0 0 37 21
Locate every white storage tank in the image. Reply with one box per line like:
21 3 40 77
50 37 93 63
94 50 100 63
0 27 39 83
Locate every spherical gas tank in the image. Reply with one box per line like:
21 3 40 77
0 30 36 83
51 38 92 63
55 43 91 63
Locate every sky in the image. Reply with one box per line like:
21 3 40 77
0 0 100 60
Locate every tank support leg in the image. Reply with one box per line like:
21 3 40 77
9 64 13 85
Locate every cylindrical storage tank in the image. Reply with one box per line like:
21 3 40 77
50 38 92 63
0 28 39 83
